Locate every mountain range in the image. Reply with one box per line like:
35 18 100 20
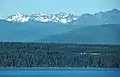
0 9 120 44
6 12 78 23
5 8 120 25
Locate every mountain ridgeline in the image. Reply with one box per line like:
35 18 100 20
0 9 120 44
0 20 74 42
71 9 120 26
39 24 120 44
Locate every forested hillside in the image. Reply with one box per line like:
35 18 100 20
0 42 120 68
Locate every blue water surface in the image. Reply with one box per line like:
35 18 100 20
0 68 120 77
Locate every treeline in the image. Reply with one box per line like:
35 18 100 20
0 42 120 68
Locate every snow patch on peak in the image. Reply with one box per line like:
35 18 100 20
73 18 78 20
60 19 68 23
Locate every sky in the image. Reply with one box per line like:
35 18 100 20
0 0 120 18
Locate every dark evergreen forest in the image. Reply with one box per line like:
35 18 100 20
0 42 120 68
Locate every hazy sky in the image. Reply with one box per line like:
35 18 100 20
0 0 120 18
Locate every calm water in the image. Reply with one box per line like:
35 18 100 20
0 68 120 77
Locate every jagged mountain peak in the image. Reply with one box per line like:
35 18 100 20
109 8 120 13
6 12 30 22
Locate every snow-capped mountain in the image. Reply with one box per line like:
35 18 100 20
7 13 30 22
6 12 78 23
